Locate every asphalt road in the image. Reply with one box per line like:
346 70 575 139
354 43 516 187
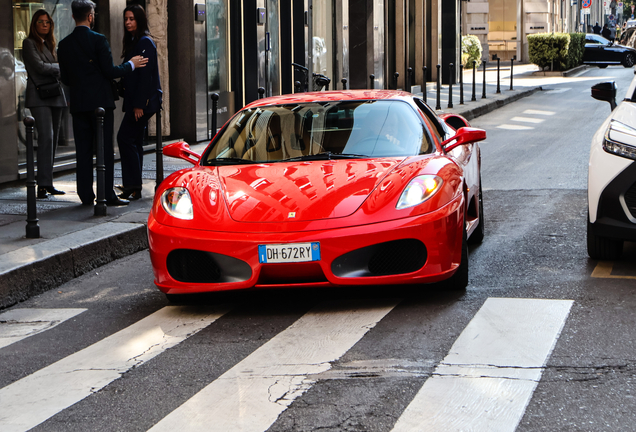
1 66 635 432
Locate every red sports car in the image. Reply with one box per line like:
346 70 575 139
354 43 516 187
148 90 486 300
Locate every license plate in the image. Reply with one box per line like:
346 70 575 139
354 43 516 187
258 242 321 264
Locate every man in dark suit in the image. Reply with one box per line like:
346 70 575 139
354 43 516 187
58 0 147 206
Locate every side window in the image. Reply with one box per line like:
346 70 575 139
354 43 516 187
413 98 446 142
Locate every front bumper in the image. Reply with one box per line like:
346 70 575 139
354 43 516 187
148 196 464 294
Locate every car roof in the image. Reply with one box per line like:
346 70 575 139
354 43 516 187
243 90 416 109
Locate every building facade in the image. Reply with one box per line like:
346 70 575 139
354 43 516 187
0 0 457 185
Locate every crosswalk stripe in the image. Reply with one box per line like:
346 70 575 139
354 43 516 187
0 306 228 432
392 297 573 432
496 124 534 130
149 299 399 432
0 308 86 349
523 109 555 115
510 116 544 124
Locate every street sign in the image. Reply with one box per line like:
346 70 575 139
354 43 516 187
582 0 591 8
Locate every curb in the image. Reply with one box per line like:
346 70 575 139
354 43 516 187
438 87 543 121
0 223 148 309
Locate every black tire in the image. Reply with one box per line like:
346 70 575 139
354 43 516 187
444 227 469 291
598 64 609 69
468 181 484 245
587 215 623 260
623 53 636 68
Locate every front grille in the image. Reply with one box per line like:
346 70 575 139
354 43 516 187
625 181 636 218
367 239 427 275
167 249 221 283
332 239 427 278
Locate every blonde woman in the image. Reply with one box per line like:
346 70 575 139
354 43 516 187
23 9 67 198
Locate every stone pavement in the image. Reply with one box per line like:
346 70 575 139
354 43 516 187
0 62 591 308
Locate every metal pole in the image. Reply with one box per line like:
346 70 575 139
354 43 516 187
459 64 464 105
369 74 375 89
24 116 39 238
94 108 107 216
393 72 399 90
510 55 516 90
471 61 477 102
422 66 427 103
436 64 442 110
258 87 265 99
496 57 501 94
155 107 163 191
295 81 301 93
407 67 413 92
341 78 348 90
482 60 487 99
448 63 454 109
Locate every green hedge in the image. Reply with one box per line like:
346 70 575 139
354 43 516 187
527 32 585 71
462 35 482 69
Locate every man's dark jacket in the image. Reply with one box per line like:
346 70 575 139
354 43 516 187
58 26 131 113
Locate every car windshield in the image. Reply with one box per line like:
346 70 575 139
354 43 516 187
201 100 433 165
586 34 611 45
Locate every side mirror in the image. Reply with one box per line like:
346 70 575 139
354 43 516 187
441 127 487 152
163 141 200 165
591 81 617 110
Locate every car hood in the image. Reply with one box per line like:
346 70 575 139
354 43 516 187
218 159 401 222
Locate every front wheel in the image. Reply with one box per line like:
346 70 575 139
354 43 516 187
623 53 636 68
468 180 484 245
587 215 623 260
443 228 468 291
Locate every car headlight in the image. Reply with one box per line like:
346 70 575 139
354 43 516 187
396 175 443 210
161 187 193 220
603 120 636 161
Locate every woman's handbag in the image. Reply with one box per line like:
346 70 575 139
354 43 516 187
35 79 63 99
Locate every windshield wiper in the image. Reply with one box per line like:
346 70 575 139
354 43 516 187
283 152 368 162
207 157 255 165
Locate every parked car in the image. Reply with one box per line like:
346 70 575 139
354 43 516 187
148 90 487 301
583 33 636 68
588 80 636 259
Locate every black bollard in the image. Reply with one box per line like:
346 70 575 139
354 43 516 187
369 74 375 89
407 67 413 92
448 63 454 109
94 108 107 216
422 66 427 103
482 60 487 99
211 93 219 134
471 60 477 102
24 116 40 239
459 64 464 105
393 72 399 90
155 106 163 191
258 87 265 99
510 55 516 91
295 80 301 93
436 64 441 110
341 78 348 90
496 56 501 94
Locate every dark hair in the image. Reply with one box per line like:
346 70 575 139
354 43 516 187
71 0 95 22
28 10 57 59
121 4 150 58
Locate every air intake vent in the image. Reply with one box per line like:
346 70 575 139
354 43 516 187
167 249 221 283
625 181 636 218
332 239 427 278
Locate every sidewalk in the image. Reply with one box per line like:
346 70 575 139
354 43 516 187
0 63 586 309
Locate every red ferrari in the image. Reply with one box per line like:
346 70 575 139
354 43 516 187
148 90 486 300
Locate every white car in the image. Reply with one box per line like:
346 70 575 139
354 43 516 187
588 79 636 259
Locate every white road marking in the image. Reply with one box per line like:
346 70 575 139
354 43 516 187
511 116 545 124
523 109 555 115
0 308 86 349
392 297 573 432
149 299 399 432
0 306 227 432
496 124 534 130
545 88 571 94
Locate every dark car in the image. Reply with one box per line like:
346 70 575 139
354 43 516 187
584 33 636 68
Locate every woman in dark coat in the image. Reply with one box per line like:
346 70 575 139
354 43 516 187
23 9 67 198
116 4 162 200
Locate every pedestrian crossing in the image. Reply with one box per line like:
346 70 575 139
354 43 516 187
496 108 556 131
0 297 573 431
